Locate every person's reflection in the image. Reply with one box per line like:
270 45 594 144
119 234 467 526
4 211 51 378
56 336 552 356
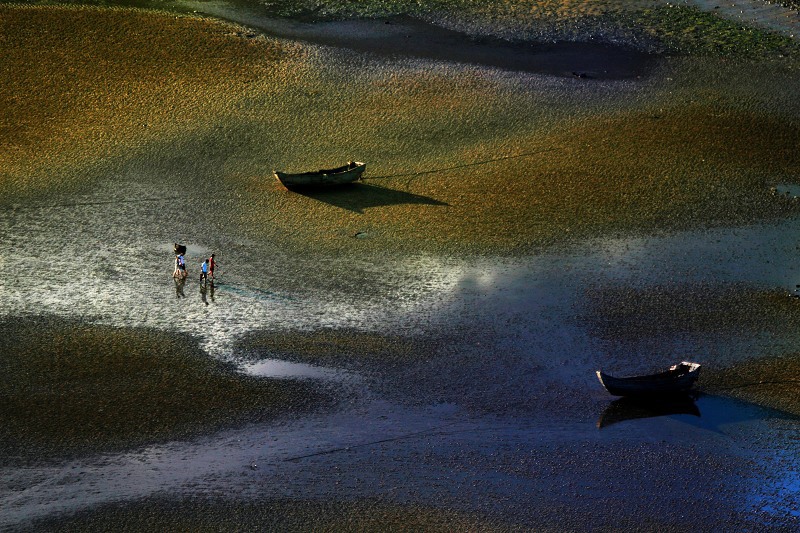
209 281 215 303
200 283 209 306
174 277 186 298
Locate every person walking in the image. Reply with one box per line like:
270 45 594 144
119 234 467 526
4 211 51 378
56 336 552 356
172 254 181 278
208 253 217 280
200 258 209 283
178 253 187 279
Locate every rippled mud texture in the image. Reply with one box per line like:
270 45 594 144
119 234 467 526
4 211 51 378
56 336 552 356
237 327 451 365
28 497 514 532
0 317 325 462
244 78 800 254
0 4 289 199
4 5 800 256
3 2 800 529
581 283 800 343
703 354 800 417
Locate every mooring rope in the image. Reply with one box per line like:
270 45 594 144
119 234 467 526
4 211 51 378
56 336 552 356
707 379 800 392
4 147 561 211
361 147 560 182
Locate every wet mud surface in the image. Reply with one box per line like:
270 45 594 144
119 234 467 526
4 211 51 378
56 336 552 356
4 215 800 529
2 2 800 531
0 317 328 462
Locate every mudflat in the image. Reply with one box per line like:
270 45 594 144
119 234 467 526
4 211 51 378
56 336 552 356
2 1 800 530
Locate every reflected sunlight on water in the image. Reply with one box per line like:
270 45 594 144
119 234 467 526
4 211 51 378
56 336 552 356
241 358 358 381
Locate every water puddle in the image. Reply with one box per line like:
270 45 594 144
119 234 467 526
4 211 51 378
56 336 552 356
175 0 658 79
772 184 800 199
241 358 357 382
596 393 701 429
596 393 798 433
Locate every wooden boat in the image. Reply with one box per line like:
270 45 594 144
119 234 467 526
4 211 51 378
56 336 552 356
596 361 701 397
274 161 366 189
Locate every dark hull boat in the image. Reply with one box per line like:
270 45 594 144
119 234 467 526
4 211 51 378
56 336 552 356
596 361 701 397
274 161 366 189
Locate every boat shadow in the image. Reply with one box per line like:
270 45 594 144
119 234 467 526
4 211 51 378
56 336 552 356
597 393 701 429
291 183 448 214
597 392 800 430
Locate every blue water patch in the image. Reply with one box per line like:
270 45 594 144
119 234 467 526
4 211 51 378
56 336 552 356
772 184 800 198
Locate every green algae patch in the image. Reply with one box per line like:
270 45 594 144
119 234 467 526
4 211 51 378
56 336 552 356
702 354 800 417
0 316 325 461
29 497 512 532
631 5 800 57
580 284 800 343
229 0 653 20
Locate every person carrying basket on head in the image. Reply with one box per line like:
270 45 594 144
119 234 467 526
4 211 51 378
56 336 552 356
172 254 181 278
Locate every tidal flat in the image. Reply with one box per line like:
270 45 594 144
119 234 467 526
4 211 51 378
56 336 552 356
0 316 327 462
2 1 800 530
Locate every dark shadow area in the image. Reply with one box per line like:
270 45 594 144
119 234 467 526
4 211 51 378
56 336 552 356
598 392 800 431
318 16 659 80
597 393 701 429
292 183 448 213
237 13 657 79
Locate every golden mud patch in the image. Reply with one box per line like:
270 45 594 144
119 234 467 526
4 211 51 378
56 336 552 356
0 5 289 196
242 91 800 254
5 5 799 256
703 354 800 416
0 317 323 460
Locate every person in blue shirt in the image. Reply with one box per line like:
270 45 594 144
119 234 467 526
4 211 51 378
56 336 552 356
200 259 209 283
178 254 187 279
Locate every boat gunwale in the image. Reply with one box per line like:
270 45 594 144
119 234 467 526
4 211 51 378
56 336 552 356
596 361 701 397
273 161 366 188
